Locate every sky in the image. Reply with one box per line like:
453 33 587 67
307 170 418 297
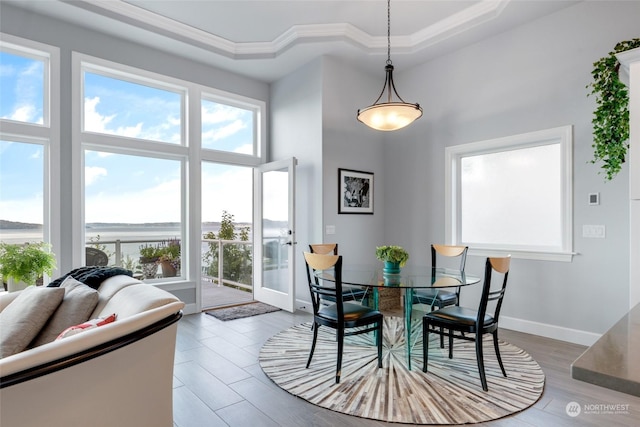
0 49 266 226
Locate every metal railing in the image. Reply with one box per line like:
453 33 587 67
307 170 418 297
86 235 288 292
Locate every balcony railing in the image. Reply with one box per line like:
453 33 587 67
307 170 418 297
86 235 287 293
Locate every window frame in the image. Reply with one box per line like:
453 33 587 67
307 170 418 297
0 33 60 269
445 125 574 262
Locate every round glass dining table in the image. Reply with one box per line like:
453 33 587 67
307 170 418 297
315 265 481 369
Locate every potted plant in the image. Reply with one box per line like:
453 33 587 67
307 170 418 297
587 38 640 180
139 243 161 279
0 242 57 292
375 245 409 274
158 238 180 278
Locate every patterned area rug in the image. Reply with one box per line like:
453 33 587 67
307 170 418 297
205 302 280 321
259 318 545 424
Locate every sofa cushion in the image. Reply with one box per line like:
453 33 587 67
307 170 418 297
0 286 65 358
56 313 117 340
30 276 100 347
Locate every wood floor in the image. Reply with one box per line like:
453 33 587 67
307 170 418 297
173 310 640 426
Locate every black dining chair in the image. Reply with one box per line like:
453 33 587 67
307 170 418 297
413 244 468 308
309 243 367 304
413 244 468 348
422 255 511 391
303 251 383 383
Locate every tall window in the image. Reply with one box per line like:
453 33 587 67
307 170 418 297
446 126 573 261
0 34 59 255
74 53 265 284
78 59 187 277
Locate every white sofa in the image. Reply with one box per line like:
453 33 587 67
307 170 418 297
0 274 184 427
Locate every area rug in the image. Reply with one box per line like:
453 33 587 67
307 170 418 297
259 318 545 424
205 302 280 321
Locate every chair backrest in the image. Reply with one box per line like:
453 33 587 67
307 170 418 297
303 252 344 319
309 243 338 255
477 256 511 325
431 244 468 271
86 247 109 266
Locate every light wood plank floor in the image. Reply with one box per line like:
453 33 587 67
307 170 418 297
173 310 640 426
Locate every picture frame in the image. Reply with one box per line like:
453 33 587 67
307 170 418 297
338 168 374 214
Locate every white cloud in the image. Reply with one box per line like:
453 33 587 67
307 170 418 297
85 166 107 186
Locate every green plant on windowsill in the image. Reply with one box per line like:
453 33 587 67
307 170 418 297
375 245 409 267
587 38 640 181
0 242 57 287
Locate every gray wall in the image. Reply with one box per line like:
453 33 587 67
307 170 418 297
270 58 324 307
378 1 638 341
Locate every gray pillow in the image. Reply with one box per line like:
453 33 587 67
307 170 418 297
0 286 65 358
30 276 100 347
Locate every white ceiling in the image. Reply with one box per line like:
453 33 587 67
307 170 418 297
5 0 579 82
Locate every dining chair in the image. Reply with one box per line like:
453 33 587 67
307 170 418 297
309 244 367 303
303 252 383 383
413 244 468 348
413 244 468 308
422 256 510 391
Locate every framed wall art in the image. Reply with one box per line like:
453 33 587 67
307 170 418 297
338 168 374 214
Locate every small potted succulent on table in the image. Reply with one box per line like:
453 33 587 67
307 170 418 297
0 242 57 292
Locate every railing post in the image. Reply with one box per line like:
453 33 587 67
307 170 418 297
217 240 223 287
115 240 122 266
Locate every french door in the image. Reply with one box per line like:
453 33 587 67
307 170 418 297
253 158 297 312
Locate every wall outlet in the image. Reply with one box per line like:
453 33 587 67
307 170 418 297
582 225 605 238
325 225 335 235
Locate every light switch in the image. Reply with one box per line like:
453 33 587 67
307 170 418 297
325 225 335 235
582 225 605 238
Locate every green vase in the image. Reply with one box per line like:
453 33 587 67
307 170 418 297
383 261 400 274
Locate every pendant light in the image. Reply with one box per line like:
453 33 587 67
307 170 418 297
357 0 422 131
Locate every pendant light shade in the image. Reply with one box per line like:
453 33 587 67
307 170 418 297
357 0 422 131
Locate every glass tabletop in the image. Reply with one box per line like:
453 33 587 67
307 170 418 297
315 265 480 289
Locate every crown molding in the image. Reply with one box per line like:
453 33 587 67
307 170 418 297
62 0 510 60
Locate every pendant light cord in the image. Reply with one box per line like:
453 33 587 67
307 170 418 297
386 0 392 65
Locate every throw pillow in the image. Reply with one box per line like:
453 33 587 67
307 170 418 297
30 276 100 347
0 286 65 358
56 313 117 340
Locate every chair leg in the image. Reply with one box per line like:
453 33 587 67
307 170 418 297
422 321 431 372
448 330 454 359
306 323 319 368
476 335 488 391
336 328 345 383
439 326 445 348
376 320 383 368
493 331 507 377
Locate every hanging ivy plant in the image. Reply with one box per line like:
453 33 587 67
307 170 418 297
587 38 640 180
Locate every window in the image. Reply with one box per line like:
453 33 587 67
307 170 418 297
202 97 257 155
445 126 573 261
74 53 265 283
83 70 182 144
0 34 59 257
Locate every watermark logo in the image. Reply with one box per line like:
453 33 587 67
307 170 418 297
565 401 630 417
566 401 581 417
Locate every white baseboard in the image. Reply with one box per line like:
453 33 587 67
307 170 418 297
500 315 601 347
183 303 198 315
